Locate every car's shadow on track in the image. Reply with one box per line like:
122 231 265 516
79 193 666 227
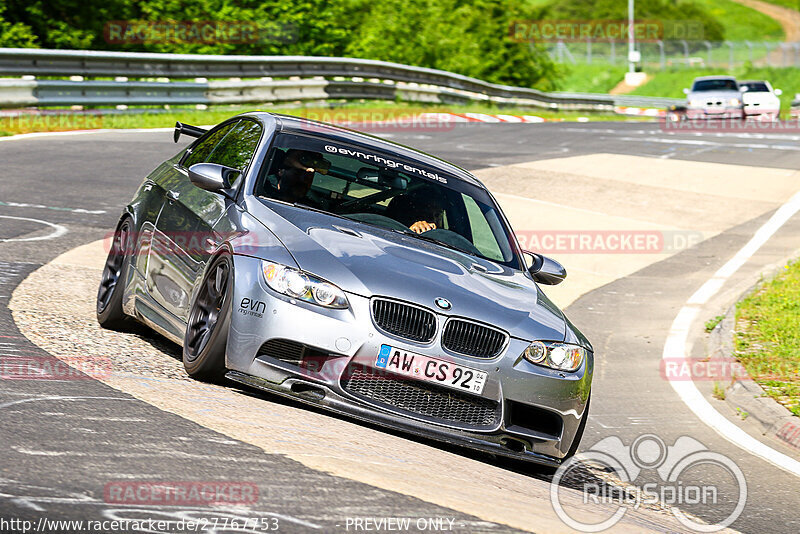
126 322 182 357
125 325 619 497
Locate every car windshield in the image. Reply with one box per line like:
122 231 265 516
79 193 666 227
254 132 521 269
741 82 769 92
692 79 738 92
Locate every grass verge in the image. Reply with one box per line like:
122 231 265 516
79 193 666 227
692 0 784 41
555 64 629 93
735 261 800 417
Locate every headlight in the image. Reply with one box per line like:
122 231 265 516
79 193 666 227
261 260 348 309
522 341 587 372
729 98 741 106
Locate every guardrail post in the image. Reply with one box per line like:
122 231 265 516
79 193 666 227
764 42 774 66
724 41 734 69
745 41 754 63
586 38 592 65
703 41 712 67
680 40 689 67
610 40 616 64
657 40 665 70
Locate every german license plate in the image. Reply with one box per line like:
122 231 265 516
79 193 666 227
375 344 487 394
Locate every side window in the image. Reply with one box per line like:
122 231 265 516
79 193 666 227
206 120 262 173
462 193 503 261
182 121 239 168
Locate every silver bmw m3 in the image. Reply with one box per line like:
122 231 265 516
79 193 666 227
97 112 593 469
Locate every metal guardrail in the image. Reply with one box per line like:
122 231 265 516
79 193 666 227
0 48 683 110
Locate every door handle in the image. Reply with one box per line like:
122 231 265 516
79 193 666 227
166 190 179 202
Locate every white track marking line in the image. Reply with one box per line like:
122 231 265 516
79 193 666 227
0 396 139 409
0 124 215 143
615 135 800 151
0 215 67 242
663 189 800 477
0 201 105 215
0 127 173 142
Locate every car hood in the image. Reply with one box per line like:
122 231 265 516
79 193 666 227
743 92 778 104
687 90 741 102
246 198 568 342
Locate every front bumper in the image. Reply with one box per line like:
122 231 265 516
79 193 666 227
225 255 592 466
685 107 743 119
744 105 779 117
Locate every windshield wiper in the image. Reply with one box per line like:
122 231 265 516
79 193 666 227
390 228 473 256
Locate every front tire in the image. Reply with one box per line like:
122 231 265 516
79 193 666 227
97 217 133 330
183 253 233 382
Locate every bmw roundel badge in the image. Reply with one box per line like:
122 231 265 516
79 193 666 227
434 297 452 310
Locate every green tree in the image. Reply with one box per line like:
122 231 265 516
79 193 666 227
0 1 37 47
3 0 137 49
344 0 557 88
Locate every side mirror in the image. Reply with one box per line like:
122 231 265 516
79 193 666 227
523 251 567 286
775 88 783 96
187 163 239 197
739 86 748 92
683 88 690 95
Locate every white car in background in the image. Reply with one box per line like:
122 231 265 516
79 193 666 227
683 76 743 119
739 80 782 120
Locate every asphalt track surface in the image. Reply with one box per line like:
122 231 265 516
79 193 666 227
1 121 799 533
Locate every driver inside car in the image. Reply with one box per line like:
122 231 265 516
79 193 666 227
267 149 331 204
386 188 445 234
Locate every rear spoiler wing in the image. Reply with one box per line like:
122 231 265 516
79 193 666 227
173 122 208 142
